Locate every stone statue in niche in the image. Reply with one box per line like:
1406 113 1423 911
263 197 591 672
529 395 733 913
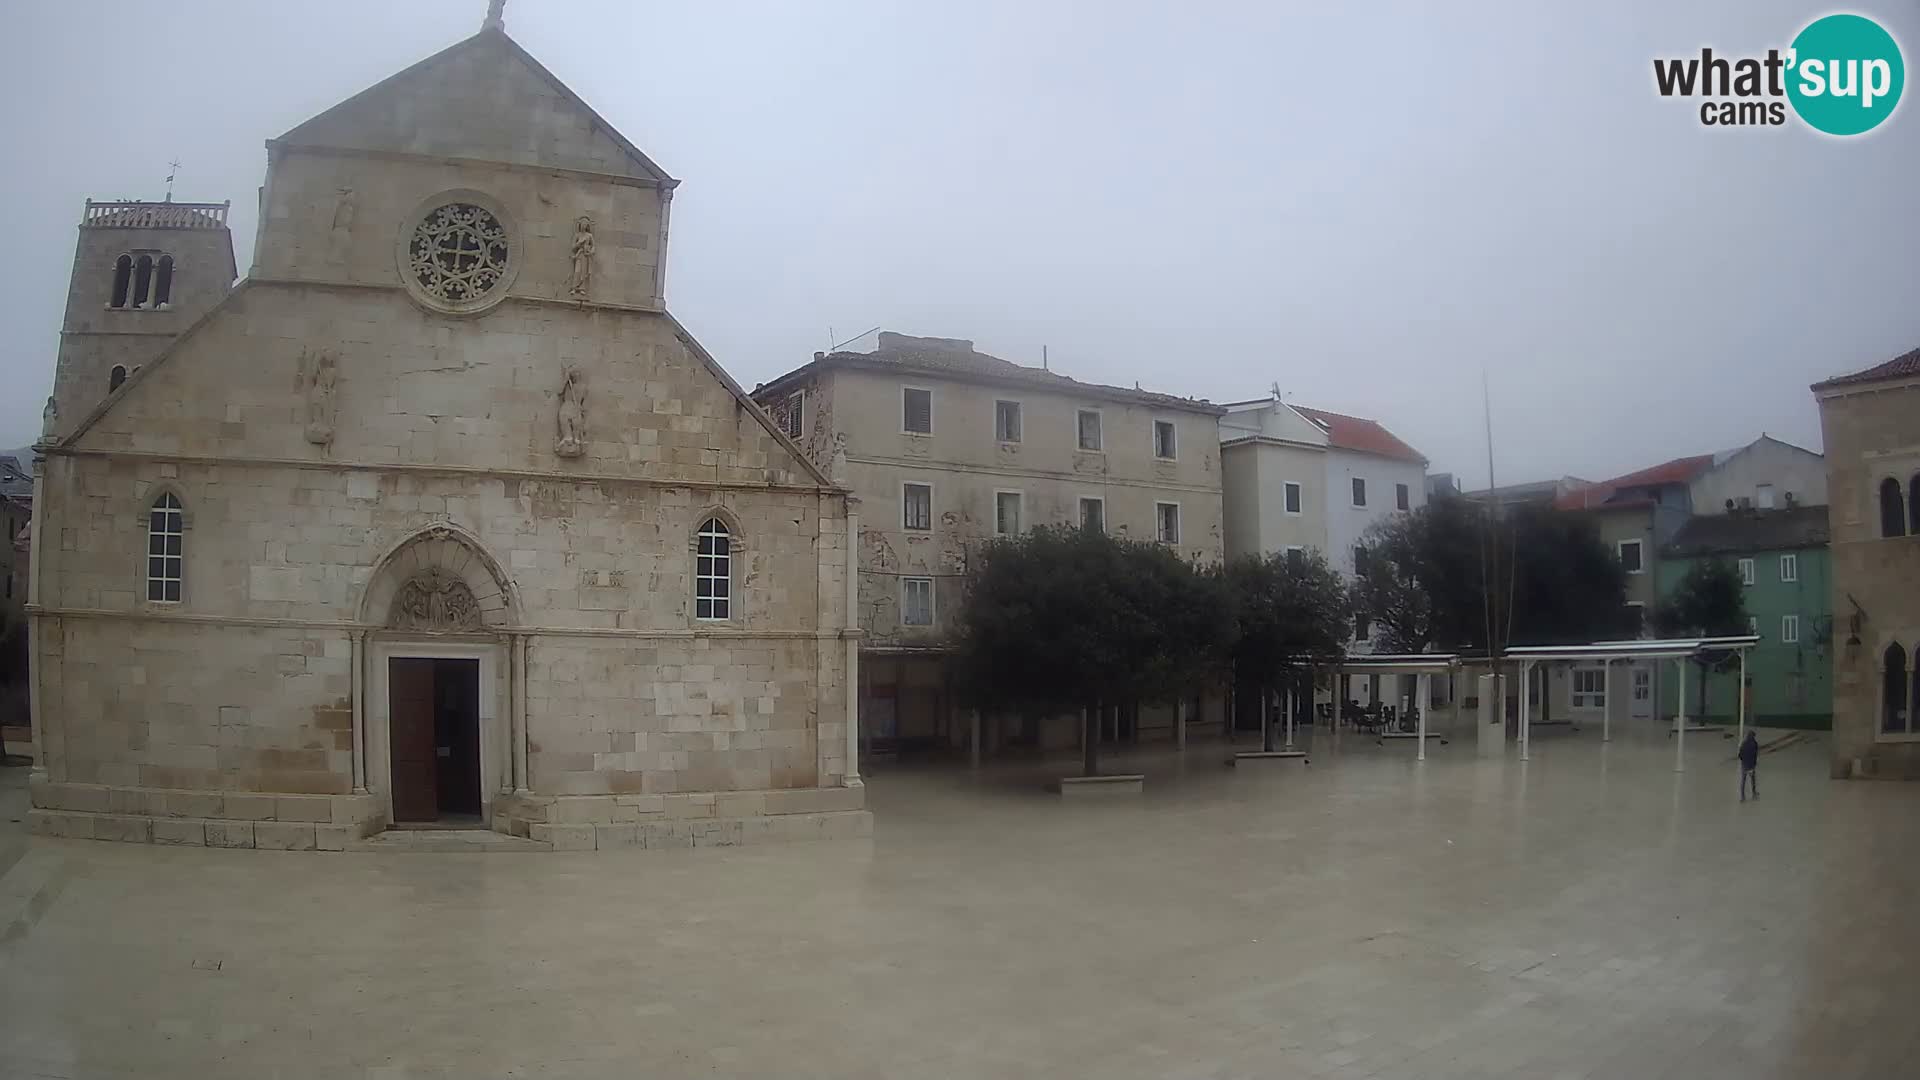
39 396 57 442
567 215 595 300
389 569 483 633
299 347 339 446
555 366 588 457
328 188 355 263
829 432 849 484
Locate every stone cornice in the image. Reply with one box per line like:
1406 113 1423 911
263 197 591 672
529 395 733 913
44 447 833 496
29 605 844 640
242 275 667 316
265 140 680 191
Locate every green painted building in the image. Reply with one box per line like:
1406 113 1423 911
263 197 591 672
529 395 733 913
1657 506 1832 728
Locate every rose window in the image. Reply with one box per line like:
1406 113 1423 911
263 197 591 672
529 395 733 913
407 203 510 303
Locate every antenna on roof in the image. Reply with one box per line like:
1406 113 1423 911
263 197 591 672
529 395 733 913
1042 345 1048 371
828 326 880 352
164 158 180 202
1270 381 1282 401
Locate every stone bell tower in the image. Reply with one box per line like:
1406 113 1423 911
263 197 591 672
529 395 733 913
45 198 237 440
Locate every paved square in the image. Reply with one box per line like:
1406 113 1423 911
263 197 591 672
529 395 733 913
1 724 1916 1079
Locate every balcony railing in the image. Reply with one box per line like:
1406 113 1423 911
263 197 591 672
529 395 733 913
83 199 230 229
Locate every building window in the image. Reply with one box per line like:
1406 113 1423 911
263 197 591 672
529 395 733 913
1879 477 1905 538
131 254 154 309
1153 420 1177 460
1156 502 1181 544
1395 483 1410 511
901 577 934 627
1912 475 1920 536
1882 642 1909 734
1781 614 1800 644
1572 667 1606 710
1748 615 1759 637
1738 557 1755 586
902 387 932 435
110 254 133 308
1284 546 1304 569
902 483 932 531
1079 497 1104 534
694 517 731 620
1353 545 1369 575
1076 409 1103 452
995 491 1022 537
1625 600 1647 636
154 254 175 307
1779 553 1798 582
1351 477 1366 507
1353 610 1371 641
109 365 128 391
1756 483 1775 509
146 492 184 602
994 400 1022 443
779 391 803 439
1618 539 1643 574
1283 482 1302 515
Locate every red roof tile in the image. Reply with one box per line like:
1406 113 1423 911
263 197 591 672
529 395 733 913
1813 345 1920 390
1552 454 1715 510
1290 405 1427 464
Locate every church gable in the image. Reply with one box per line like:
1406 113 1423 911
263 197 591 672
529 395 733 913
63 283 829 490
274 29 672 182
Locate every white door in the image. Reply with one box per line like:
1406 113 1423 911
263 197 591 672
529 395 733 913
1630 665 1653 719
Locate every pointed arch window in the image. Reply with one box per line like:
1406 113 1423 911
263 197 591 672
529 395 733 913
695 517 731 621
1910 474 1920 536
147 493 183 602
1884 642 1909 734
109 255 133 308
1879 477 1906 538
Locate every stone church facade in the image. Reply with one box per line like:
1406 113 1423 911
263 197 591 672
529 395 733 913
26 20 866 849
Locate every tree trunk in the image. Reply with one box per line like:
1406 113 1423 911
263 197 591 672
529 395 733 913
1082 703 1100 777
1697 661 1709 719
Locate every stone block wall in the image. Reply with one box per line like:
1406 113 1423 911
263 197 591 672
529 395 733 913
1817 379 1920 777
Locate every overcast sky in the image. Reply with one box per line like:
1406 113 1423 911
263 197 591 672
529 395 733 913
3 0 1915 484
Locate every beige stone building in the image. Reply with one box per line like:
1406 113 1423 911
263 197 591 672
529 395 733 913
1812 346 1920 779
25 15 867 848
753 333 1225 752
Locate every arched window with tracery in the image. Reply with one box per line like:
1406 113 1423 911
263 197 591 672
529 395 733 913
110 254 133 308
694 517 731 621
1879 477 1906 538
147 493 183 602
1884 642 1909 734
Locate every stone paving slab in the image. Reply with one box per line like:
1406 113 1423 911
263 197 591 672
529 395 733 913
0 725 1916 1079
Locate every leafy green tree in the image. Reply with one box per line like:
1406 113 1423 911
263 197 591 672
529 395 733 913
1225 550 1350 751
1350 513 1434 653
1652 558 1749 717
952 526 1229 776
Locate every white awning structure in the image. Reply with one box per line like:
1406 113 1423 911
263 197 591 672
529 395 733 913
1327 653 1465 760
1502 636 1761 770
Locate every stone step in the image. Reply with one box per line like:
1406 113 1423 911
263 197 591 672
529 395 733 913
348 828 552 853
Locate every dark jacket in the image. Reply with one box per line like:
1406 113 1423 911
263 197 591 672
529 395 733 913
1739 732 1759 769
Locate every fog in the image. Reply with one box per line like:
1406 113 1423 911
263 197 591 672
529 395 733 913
3 0 1914 483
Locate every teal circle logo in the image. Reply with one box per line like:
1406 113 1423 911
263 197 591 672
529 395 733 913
1786 14 1905 135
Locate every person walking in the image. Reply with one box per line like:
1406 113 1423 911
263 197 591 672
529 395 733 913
1739 728 1760 801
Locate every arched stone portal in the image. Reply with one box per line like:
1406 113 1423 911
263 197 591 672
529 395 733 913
353 524 526 830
